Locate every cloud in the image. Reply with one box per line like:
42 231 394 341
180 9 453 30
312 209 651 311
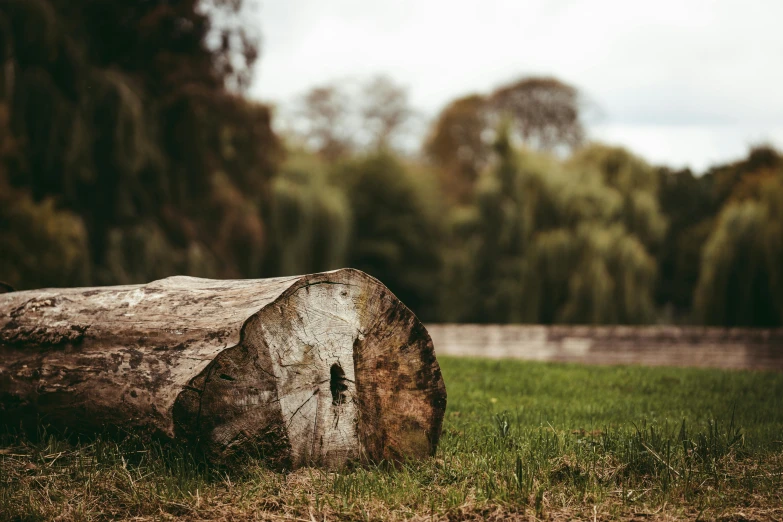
252 0 783 170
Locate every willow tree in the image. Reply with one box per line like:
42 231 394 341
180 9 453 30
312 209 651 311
695 174 783 327
528 224 657 324
464 123 532 322
568 144 667 252
518 147 660 324
443 125 663 324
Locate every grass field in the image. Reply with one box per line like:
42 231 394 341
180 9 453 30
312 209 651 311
2 358 782 521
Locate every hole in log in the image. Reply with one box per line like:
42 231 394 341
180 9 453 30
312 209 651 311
330 364 348 406
219 374 235 381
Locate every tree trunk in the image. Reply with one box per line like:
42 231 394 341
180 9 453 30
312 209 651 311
0 269 447 469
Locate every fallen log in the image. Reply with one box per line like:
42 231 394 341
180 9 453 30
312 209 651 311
0 269 447 468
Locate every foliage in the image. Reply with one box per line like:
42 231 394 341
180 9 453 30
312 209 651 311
443 127 663 324
567 144 666 252
0 0 278 289
694 173 783 326
265 151 351 276
655 167 715 314
424 94 492 203
2 358 782 520
333 153 445 321
425 77 585 204
0 187 90 290
529 224 657 324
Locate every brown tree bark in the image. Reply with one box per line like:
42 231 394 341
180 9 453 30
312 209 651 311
0 269 447 469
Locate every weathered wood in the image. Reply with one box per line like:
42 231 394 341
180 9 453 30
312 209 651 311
0 269 447 468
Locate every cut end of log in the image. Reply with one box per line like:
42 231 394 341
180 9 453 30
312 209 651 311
170 269 447 469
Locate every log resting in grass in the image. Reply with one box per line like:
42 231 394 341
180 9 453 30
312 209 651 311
0 269 447 468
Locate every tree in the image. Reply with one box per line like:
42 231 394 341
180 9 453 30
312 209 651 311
0 0 280 289
289 76 416 161
490 77 585 153
199 0 261 92
694 153 783 327
292 84 354 162
424 94 491 203
529 224 657 324
334 153 445 321
467 122 531 322
655 167 714 315
0 185 90 290
706 145 781 210
441 125 662 324
265 150 351 276
360 74 415 151
568 144 667 252
425 76 586 204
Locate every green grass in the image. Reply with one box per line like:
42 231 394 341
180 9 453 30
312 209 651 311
2 358 782 521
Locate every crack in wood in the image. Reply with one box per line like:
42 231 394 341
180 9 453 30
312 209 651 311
285 389 318 428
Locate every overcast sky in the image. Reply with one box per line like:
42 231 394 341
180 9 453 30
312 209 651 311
249 0 783 172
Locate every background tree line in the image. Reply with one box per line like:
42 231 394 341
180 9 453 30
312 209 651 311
2 0 781 327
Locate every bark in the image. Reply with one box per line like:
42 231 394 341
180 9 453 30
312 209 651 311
0 269 447 469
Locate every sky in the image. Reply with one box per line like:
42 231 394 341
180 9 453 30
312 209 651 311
249 0 783 172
